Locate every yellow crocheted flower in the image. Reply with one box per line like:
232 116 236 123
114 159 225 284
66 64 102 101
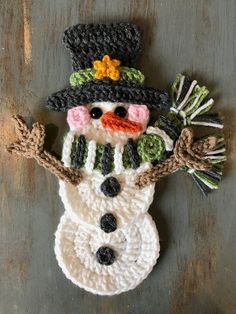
93 55 121 81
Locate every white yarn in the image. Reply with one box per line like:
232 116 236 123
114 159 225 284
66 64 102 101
146 126 174 151
55 213 160 295
179 110 187 126
56 102 160 295
177 80 198 110
61 131 75 167
187 168 195 174
60 127 155 227
114 144 124 174
59 163 155 228
74 102 145 146
190 98 214 120
206 148 225 155
191 121 224 128
170 107 178 114
84 140 96 174
185 92 202 114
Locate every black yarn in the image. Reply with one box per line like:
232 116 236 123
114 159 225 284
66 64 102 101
90 107 103 119
114 106 127 118
96 246 116 266
152 151 172 166
74 135 86 169
47 79 170 112
101 143 112 176
100 213 117 233
192 112 223 124
70 137 77 167
63 23 142 71
176 76 193 105
47 22 170 112
100 177 120 197
191 174 211 196
126 138 140 169
202 170 221 182
158 115 181 139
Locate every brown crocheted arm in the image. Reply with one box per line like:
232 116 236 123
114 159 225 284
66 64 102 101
135 128 217 188
6 115 82 186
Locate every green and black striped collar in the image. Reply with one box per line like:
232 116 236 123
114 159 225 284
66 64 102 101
69 132 167 176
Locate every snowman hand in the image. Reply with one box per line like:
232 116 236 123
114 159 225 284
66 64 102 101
135 128 217 188
6 115 45 158
6 115 82 186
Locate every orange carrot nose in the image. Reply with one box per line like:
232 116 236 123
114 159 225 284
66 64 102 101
101 111 143 133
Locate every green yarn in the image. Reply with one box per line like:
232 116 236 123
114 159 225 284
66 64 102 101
70 133 166 172
69 66 145 86
93 144 115 171
154 112 182 139
110 147 115 171
171 73 215 126
120 67 145 84
70 69 95 86
122 145 132 169
94 144 104 170
71 138 125 171
186 85 210 115
171 73 182 107
165 112 183 128
137 134 165 162
194 171 219 189
70 136 88 167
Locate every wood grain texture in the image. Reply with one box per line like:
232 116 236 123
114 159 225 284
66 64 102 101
0 1 235 313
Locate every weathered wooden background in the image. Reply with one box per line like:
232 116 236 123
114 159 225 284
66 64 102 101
0 0 235 313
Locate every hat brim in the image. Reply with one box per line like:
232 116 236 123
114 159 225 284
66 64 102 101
46 79 170 112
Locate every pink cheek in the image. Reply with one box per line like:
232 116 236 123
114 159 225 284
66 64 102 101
128 105 149 124
67 106 90 131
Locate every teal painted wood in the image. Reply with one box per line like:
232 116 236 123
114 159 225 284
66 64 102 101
0 0 235 313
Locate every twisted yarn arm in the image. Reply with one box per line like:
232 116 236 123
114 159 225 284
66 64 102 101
135 128 217 188
6 115 82 186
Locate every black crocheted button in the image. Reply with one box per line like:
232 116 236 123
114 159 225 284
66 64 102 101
114 106 127 118
90 107 103 119
100 213 117 233
100 177 120 197
96 246 115 266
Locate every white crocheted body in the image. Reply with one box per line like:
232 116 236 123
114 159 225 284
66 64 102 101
60 131 155 227
59 167 155 227
56 113 159 295
55 213 159 295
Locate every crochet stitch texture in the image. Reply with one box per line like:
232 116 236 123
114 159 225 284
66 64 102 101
6 22 226 296
46 22 170 112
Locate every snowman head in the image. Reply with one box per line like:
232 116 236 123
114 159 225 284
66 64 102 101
66 102 149 145
46 23 170 134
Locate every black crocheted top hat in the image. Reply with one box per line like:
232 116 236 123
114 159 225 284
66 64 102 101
47 22 170 112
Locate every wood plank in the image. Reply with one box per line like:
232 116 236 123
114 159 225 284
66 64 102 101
0 0 235 313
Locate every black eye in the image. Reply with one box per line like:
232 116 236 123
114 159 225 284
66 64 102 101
90 107 103 119
114 106 127 118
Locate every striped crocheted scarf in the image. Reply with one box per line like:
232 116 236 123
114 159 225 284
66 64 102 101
69 133 167 176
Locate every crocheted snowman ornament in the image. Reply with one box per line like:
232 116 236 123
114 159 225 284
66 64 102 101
7 23 226 295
